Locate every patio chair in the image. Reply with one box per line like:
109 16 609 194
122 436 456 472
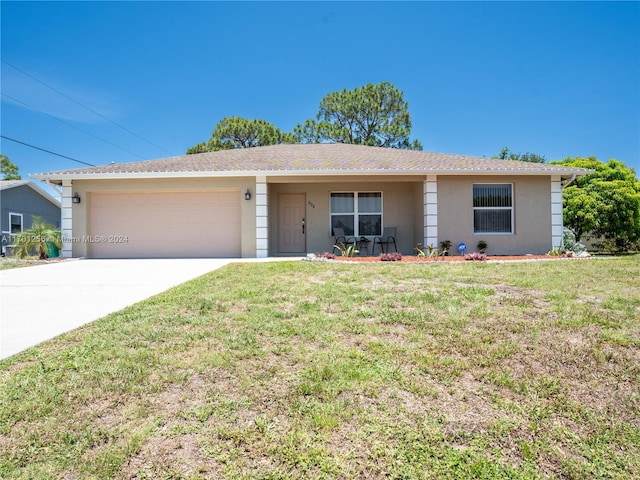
371 227 397 254
332 227 355 254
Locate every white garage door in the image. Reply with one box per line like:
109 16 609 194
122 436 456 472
89 191 241 258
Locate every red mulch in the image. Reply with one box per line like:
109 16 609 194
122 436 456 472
331 255 574 263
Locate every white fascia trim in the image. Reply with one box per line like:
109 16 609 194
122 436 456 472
32 168 592 182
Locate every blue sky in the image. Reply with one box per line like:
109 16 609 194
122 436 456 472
1 1 639 178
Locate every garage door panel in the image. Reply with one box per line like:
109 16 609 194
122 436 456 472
89 191 241 258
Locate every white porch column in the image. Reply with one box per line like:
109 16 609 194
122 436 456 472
60 180 73 258
424 175 438 248
255 176 268 258
551 176 563 249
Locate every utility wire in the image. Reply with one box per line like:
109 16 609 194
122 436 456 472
2 59 173 156
2 92 147 160
0 135 96 167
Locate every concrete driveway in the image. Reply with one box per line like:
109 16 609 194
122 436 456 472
0 258 238 360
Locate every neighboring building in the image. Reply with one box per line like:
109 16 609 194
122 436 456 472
1 180 61 255
31 143 591 259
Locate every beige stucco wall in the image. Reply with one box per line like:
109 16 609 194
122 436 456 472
268 181 423 255
437 176 552 255
68 177 256 258
66 174 554 258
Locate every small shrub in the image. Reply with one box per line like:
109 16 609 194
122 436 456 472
380 252 402 262
547 247 564 256
563 227 586 254
13 216 61 259
425 243 439 258
334 242 359 257
477 240 488 252
465 252 487 261
414 243 444 260
440 240 452 255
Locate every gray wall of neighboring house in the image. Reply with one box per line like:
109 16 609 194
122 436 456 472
1 184 61 248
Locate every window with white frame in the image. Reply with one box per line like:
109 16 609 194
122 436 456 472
330 192 382 236
9 213 23 234
473 184 513 234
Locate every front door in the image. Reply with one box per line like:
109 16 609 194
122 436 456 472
278 193 306 253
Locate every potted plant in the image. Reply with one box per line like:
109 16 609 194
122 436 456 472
477 240 488 253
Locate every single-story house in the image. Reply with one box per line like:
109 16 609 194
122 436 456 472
1 180 61 255
31 143 591 259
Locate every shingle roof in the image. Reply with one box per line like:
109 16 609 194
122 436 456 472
32 143 590 178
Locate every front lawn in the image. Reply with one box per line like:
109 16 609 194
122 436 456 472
1 257 638 479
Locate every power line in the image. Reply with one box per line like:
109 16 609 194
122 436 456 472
2 59 173 156
0 135 96 167
2 92 147 160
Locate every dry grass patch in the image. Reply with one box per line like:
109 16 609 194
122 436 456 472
1 257 639 479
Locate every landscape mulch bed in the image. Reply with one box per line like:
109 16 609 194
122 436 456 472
330 254 583 262
0 257 69 266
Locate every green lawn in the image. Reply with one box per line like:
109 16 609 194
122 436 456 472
1 257 638 479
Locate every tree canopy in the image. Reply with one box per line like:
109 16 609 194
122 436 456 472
494 147 547 163
294 82 422 150
187 117 295 154
554 156 640 251
187 82 423 154
1 154 21 180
